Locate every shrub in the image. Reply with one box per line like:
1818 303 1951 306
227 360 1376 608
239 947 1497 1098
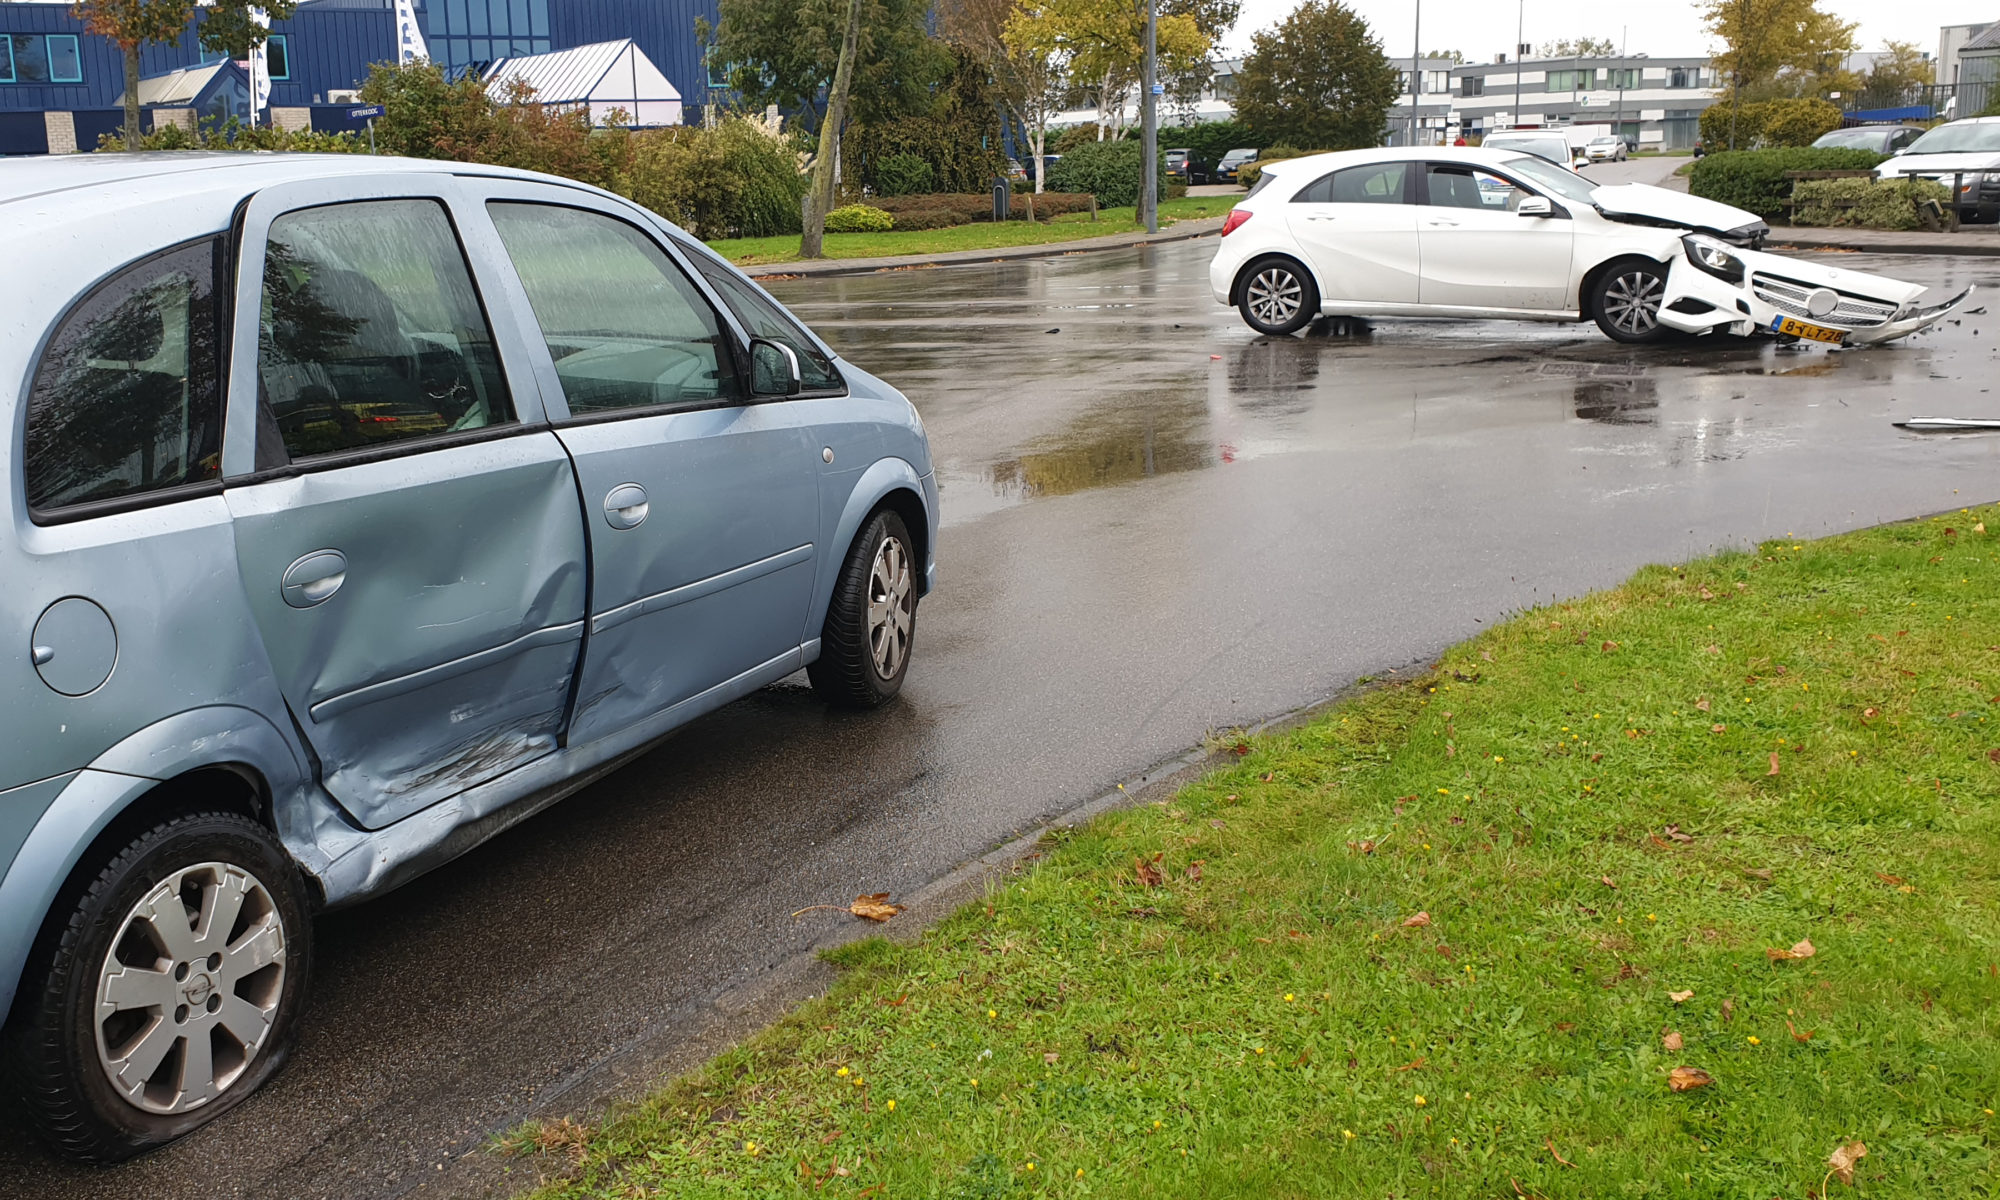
1792 176 1952 230
888 208 962 231
1053 124 1104 153
1698 99 1843 150
621 117 806 239
97 114 364 153
825 203 895 233
874 153 935 197
1046 139 1168 207
1688 148 1886 219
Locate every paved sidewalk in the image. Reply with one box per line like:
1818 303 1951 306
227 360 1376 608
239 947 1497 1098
741 216 1227 279
1766 224 2000 256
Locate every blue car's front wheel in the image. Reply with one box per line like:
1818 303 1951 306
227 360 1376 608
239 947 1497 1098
810 509 917 709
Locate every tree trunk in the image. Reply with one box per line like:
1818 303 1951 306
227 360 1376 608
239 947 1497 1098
123 44 142 151
801 0 863 259
1032 125 1045 194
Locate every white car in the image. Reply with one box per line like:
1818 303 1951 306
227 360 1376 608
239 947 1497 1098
1873 116 2000 224
1482 131 1589 171
1210 147 1971 345
1585 135 1629 162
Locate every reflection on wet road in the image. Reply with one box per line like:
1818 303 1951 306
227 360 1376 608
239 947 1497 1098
5 240 1995 1200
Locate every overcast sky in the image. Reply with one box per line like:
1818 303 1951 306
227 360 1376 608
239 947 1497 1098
1218 0 1996 61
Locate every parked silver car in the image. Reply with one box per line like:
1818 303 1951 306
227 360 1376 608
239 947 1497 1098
0 154 937 1161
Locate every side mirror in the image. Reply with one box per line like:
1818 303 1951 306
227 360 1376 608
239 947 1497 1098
1517 196 1554 218
749 338 801 397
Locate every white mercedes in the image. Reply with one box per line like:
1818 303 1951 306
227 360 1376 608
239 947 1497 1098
1210 147 1969 346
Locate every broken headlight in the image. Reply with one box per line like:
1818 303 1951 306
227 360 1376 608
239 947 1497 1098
1681 235 1745 284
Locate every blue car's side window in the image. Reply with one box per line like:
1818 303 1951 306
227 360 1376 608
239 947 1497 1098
487 202 743 416
23 238 225 516
685 258 844 395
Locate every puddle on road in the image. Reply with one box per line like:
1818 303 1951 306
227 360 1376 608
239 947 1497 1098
764 245 2000 524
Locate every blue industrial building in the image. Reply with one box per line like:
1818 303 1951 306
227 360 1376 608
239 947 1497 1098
0 0 720 155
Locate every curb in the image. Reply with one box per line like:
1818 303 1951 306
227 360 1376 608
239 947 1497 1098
739 217 1227 279
1767 230 2000 257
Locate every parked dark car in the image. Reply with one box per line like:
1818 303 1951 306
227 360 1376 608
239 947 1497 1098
1165 148 1205 185
1215 147 1260 183
1811 124 1926 155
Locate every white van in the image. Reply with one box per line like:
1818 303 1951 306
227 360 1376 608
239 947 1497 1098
1480 130 1589 170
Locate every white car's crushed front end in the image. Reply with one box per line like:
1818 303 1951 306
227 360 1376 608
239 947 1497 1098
1657 237 1973 346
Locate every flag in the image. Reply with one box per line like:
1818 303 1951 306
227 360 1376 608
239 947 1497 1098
247 6 271 124
394 0 429 63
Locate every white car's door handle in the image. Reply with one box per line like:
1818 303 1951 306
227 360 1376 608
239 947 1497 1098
1305 214 1336 221
1426 218 1460 227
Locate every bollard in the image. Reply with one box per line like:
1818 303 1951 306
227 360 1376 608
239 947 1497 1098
993 177 1010 222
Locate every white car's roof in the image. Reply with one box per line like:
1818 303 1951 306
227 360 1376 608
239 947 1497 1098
1261 145 1543 180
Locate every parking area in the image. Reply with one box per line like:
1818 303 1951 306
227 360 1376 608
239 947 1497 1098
3 238 1996 1200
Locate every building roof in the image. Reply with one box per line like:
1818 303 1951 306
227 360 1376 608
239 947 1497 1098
115 60 236 107
1966 22 2000 51
483 38 681 107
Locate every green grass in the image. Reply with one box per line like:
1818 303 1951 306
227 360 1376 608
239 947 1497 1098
705 196 1236 266
514 511 2000 1198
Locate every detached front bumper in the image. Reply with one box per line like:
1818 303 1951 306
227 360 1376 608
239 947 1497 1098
1657 255 1975 346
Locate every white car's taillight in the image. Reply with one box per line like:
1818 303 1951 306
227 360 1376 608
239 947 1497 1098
1222 209 1251 236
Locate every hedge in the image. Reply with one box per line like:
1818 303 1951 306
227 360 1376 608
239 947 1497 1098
1046 139 1168 207
1698 99 1843 150
861 191 1097 224
1792 177 1952 230
1687 148 1887 220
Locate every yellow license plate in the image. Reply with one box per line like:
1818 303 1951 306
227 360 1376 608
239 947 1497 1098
1770 315 1845 344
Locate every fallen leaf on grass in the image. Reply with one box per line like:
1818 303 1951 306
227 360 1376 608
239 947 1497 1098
1721 998 1735 1022
1827 1141 1867 1186
1669 990 1695 1003
1767 939 1816 962
1664 824 1695 843
1667 1066 1713 1092
1875 872 1904 885
1546 1138 1576 1167
1554 1021 1577 1033
1649 835 1676 850
1401 911 1433 928
1696 698 1711 711
1394 1057 1427 1072
1602 641 1618 653
1662 1031 1684 1051
792 894 905 922
1787 1021 1815 1043
1043 1052 1059 1064
1133 855 1165 887
1184 861 1204 882
1699 586 1715 601
1347 840 1377 855
1767 753 1782 777
1745 867 1773 880
1600 875 1618 888
1712 723 1727 733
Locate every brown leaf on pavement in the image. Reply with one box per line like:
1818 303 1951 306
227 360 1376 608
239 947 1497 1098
1767 753 1782 776
1662 1030 1684 1051
1401 911 1433 929
1668 989 1695 1003
1787 1021 1815 1043
1667 1066 1713 1092
1827 1141 1867 1186
849 893 905 922
1767 939 1816 962
1133 855 1164 888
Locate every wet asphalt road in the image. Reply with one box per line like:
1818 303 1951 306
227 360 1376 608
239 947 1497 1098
4 239 1998 1199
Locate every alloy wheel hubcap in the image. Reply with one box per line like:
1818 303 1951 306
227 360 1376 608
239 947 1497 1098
1604 271 1664 335
866 536 914 680
1247 268 1303 327
94 862 287 1114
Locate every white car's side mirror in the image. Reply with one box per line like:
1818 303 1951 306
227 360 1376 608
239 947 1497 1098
1517 196 1554 218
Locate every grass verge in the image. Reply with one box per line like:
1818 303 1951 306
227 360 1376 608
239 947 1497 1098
515 510 2000 1198
705 197 1236 266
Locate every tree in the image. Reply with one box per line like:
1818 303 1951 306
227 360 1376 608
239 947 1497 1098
939 0 1072 193
800 0 861 258
1858 41 1933 109
1539 37 1617 59
1232 0 1399 150
1007 0 1234 140
1702 0 1859 105
75 0 296 149
701 0 948 129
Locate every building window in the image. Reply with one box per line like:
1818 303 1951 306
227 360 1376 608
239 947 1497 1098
3 34 85 85
1461 75 1484 96
1547 69 1597 91
266 34 290 81
1668 66 1701 88
705 45 729 89
1605 68 1638 89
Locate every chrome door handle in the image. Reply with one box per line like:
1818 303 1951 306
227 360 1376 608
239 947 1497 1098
1305 214 1337 221
603 483 649 530
281 550 348 609
1426 219 1460 227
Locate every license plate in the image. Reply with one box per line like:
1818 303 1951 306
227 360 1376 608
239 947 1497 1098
1770 315 1845 344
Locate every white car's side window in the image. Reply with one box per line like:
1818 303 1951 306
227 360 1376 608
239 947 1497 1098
1294 162 1410 205
1425 166 1531 212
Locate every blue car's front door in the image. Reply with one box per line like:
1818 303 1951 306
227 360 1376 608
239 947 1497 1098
475 190 820 747
223 182 588 830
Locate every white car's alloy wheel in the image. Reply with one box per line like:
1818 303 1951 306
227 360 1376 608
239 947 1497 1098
1601 269 1664 337
1246 267 1303 327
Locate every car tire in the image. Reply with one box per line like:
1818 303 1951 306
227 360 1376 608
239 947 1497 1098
2 810 312 1163
1237 257 1320 336
1590 258 1674 344
809 509 918 709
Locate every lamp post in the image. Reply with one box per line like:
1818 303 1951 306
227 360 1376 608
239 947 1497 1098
1513 0 1524 127
1139 0 1158 233
1409 0 1422 146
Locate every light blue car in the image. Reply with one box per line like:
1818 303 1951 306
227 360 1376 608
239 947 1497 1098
0 154 936 1161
